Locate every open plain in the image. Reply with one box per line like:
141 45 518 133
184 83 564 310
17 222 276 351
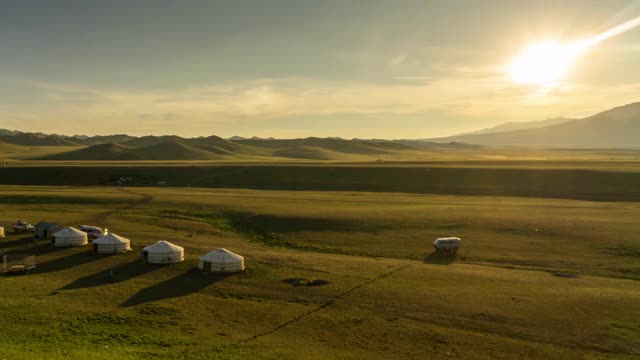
1 156 639 359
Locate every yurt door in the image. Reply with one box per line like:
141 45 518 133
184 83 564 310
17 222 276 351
94 244 98 252
142 251 148 261
203 261 211 272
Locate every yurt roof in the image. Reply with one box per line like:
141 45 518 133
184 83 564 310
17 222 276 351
199 248 244 262
435 237 461 242
35 221 50 227
53 227 87 238
143 240 183 253
93 233 130 245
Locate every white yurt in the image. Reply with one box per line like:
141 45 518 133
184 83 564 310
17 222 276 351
433 237 461 252
92 233 131 254
142 240 184 264
198 248 245 273
52 227 88 247
0 226 4 238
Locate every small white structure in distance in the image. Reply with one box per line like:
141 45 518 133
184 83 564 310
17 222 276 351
198 248 245 273
0 226 4 238
92 233 132 254
142 240 184 264
433 237 461 253
52 227 89 247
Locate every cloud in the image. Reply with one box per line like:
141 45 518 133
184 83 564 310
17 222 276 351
1 74 638 138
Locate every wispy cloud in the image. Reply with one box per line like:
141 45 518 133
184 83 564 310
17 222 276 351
1 75 637 138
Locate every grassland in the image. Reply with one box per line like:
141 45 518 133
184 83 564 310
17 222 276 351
1 185 639 359
1 163 640 203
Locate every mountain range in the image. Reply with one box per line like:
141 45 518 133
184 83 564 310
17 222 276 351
1 102 638 160
10 135 474 161
429 102 640 147
450 117 573 137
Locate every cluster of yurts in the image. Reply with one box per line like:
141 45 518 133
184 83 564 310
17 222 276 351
0 225 244 273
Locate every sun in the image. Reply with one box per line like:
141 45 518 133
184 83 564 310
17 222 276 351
508 40 586 88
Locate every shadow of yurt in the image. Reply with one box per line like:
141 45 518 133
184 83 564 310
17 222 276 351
423 251 458 265
0 236 36 251
58 259 162 291
121 268 230 307
36 250 104 274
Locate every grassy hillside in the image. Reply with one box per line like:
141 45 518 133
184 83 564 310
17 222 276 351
77 134 137 146
27 136 478 161
272 146 363 160
38 141 228 161
184 136 269 156
234 137 422 155
116 141 224 161
0 140 25 153
0 186 638 359
121 135 187 148
41 143 130 160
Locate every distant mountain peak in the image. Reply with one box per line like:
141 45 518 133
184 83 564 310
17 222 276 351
428 101 640 147
452 117 572 137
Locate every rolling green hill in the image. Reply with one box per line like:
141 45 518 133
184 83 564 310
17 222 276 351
272 146 354 160
75 134 137 146
118 141 223 160
39 141 224 161
31 135 481 161
121 135 186 148
0 140 25 153
40 143 130 160
235 137 420 155
183 135 266 155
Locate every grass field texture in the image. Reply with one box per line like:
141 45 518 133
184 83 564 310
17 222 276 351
0 185 639 359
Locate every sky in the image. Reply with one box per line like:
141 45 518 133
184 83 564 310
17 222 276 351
1 0 640 139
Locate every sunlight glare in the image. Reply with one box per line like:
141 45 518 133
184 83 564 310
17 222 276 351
508 40 587 88
507 15 640 89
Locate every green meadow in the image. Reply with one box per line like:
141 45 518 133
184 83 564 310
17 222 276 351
0 183 639 359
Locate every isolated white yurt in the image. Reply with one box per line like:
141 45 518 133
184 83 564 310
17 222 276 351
142 240 184 264
433 237 461 252
198 248 245 273
0 226 4 238
52 227 88 247
92 233 131 254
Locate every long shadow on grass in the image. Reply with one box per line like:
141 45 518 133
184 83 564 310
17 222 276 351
121 268 230 307
36 248 103 274
161 209 383 234
1 240 64 259
59 259 161 291
0 236 36 251
424 251 457 265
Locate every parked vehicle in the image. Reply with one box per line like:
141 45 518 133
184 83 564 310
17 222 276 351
12 220 35 234
77 225 107 240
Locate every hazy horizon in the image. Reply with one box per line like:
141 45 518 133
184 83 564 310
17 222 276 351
1 0 640 138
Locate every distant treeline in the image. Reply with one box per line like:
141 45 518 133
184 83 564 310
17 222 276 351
0 166 639 202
